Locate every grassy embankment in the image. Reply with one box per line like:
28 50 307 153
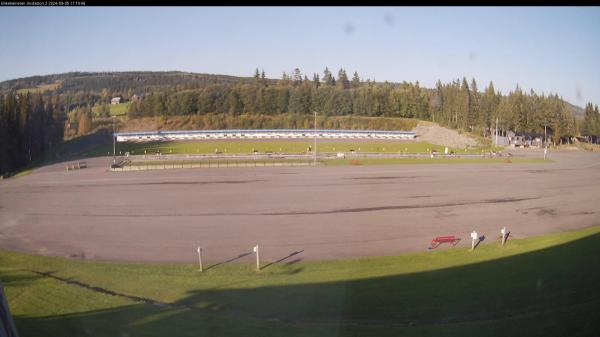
2 225 599 336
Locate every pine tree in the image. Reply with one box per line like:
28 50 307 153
312 73 320 88
469 78 480 132
260 70 267 86
351 71 361 88
595 105 600 136
323 67 333 86
292 68 302 86
336 69 350 89
583 102 594 136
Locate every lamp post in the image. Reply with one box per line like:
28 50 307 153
314 111 317 166
112 116 116 165
495 117 499 146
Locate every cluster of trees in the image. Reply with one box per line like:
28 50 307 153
432 79 578 141
130 113 418 132
127 68 431 120
582 103 600 138
126 67 589 142
0 92 65 175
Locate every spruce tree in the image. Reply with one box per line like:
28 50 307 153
351 71 361 88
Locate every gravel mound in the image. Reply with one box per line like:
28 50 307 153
412 121 481 149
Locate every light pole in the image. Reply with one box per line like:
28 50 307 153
313 111 317 166
112 116 116 165
495 117 499 147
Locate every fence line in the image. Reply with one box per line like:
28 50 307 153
110 160 316 172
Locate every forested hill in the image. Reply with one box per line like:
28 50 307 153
0 71 258 94
0 70 586 121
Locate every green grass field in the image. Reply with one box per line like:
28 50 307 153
92 102 130 117
96 140 502 157
16 82 60 94
2 226 599 337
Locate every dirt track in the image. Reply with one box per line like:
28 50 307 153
1 149 599 264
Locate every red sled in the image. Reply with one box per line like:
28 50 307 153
429 236 461 249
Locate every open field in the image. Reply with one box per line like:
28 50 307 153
91 140 500 158
1 226 599 336
108 102 130 116
16 81 60 94
91 102 130 117
0 149 598 263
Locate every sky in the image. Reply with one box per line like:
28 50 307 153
1 6 599 106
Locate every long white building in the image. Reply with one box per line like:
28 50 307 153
115 129 416 142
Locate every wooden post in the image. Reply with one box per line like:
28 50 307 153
197 246 203 272
254 245 260 271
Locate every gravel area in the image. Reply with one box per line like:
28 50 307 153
413 121 481 149
0 150 599 264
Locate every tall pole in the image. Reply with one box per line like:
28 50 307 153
495 117 499 147
314 111 317 166
544 124 547 147
112 116 116 165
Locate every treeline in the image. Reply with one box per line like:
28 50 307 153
0 92 65 175
121 114 418 133
127 68 430 120
432 79 579 141
583 103 600 138
126 68 590 142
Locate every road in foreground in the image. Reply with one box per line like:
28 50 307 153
0 149 598 263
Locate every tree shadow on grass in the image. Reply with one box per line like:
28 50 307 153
6 232 600 337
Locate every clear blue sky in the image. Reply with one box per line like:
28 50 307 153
1 6 599 106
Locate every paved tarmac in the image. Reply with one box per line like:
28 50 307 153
0 148 599 264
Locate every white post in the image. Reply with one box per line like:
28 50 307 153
197 246 203 272
112 116 116 165
495 117 499 146
254 245 260 271
471 230 478 251
314 111 317 166
544 147 547 161
501 227 507 246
